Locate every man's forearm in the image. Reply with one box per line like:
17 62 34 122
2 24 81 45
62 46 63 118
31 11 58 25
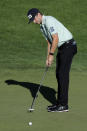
47 41 51 59
47 34 58 59
46 34 58 67
50 34 58 54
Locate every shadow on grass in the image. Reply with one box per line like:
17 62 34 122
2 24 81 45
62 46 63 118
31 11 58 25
5 80 57 105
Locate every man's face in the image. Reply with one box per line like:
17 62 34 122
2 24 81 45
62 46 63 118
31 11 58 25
33 13 42 24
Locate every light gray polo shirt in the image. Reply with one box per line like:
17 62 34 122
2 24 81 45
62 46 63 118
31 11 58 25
40 15 73 47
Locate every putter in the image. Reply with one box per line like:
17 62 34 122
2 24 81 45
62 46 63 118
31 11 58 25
28 66 49 112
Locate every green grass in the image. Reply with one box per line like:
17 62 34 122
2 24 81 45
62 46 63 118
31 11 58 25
0 0 87 70
0 69 87 131
0 0 87 130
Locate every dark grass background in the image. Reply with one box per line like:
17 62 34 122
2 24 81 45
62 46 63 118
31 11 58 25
0 0 87 71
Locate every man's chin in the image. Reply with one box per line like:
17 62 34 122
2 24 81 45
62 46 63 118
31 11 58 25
36 23 40 24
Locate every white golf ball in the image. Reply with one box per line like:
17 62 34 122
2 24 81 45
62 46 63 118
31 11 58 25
29 122 32 126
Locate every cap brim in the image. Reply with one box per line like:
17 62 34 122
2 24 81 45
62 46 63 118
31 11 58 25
28 17 35 24
28 19 33 24
28 21 31 24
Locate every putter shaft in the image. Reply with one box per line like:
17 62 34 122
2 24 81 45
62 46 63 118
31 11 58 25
29 66 49 110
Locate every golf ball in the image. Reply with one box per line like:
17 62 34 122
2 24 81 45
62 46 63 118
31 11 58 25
29 122 32 126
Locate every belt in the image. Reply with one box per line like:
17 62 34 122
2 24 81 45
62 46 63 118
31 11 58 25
58 38 76 50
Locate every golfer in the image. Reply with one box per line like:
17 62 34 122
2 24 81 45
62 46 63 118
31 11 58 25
27 8 77 112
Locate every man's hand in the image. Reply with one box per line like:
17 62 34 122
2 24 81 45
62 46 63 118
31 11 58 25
46 55 54 67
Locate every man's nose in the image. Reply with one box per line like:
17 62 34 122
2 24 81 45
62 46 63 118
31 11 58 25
33 19 36 23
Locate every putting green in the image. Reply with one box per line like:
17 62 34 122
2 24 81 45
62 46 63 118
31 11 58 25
0 69 87 131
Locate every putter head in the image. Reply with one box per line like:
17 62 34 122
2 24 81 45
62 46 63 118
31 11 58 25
28 108 35 112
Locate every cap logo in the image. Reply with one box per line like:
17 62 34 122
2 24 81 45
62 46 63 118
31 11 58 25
28 14 32 19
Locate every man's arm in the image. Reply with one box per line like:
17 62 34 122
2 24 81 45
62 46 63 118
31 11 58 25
50 33 59 54
46 33 59 67
47 40 51 59
46 40 51 66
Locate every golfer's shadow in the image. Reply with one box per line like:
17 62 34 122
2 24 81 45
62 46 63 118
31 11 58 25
5 80 57 104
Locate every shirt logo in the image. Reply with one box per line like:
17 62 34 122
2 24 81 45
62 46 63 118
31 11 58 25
50 27 55 32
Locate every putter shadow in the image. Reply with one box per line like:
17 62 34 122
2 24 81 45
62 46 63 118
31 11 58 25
5 80 57 104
